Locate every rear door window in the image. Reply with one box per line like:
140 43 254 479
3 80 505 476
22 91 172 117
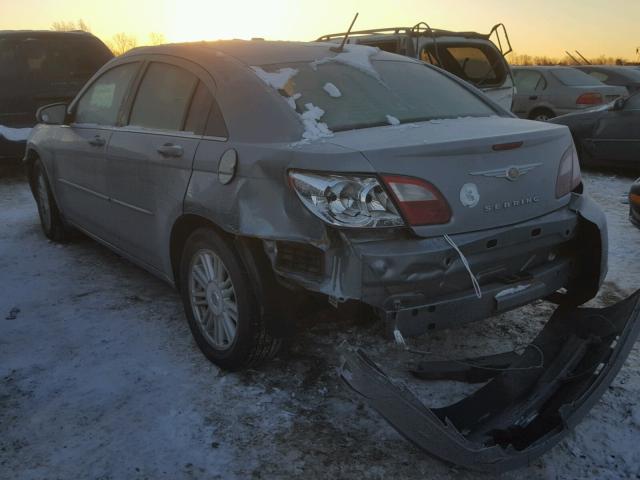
183 81 228 137
129 62 198 132
513 70 546 92
75 62 139 126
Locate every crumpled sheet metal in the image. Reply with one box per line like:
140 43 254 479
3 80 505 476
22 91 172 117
340 290 640 474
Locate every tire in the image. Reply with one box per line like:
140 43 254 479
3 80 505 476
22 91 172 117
32 159 69 242
529 108 555 122
179 227 281 370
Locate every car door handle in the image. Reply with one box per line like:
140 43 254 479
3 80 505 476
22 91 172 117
529 95 538 100
157 143 183 158
88 135 106 147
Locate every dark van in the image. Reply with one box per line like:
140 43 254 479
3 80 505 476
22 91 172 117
0 30 113 159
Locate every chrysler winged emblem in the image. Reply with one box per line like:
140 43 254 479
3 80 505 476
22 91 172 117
470 163 543 181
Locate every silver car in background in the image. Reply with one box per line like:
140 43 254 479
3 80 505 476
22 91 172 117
24 41 607 372
512 66 627 120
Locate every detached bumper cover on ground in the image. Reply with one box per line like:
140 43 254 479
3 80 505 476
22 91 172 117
340 290 640 474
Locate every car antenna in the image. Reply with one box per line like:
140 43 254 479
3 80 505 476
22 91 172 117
575 50 592 65
330 13 359 53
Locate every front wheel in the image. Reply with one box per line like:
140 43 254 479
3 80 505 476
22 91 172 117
32 159 69 241
180 228 281 370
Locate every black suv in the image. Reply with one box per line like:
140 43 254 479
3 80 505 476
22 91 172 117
0 30 113 160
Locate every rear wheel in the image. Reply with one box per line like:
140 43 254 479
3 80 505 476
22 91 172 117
180 228 281 370
32 159 69 241
529 108 555 122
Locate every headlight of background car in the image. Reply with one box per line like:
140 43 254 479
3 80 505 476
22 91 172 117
289 171 405 228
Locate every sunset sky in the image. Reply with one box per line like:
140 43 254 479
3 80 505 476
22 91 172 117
1 0 638 59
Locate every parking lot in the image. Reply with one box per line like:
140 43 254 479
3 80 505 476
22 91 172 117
1 163 639 480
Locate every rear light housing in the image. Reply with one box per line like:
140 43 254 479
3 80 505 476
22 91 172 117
289 171 404 228
576 92 603 106
381 175 451 226
555 144 582 198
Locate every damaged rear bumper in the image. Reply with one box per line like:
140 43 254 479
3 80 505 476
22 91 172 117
265 193 607 335
340 290 640 474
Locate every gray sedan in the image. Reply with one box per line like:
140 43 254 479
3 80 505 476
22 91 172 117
512 66 627 120
25 41 607 371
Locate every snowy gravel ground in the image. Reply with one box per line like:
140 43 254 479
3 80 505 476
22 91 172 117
1 163 639 480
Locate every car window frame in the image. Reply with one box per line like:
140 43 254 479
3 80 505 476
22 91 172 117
117 54 228 141
514 69 547 92
68 59 144 129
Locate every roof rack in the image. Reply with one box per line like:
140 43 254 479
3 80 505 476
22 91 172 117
316 22 513 57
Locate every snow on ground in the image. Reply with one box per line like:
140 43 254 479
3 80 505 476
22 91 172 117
0 126 31 142
1 165 639 479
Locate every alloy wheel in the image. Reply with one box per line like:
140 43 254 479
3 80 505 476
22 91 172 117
189 249 238 350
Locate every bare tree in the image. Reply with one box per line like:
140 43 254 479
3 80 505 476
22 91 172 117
51 19 91 32
107 33 138 56
148 32 166 46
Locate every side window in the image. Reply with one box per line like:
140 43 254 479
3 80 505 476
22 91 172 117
129 62 198 131
75 63 139 126
0 40 17 81
514 70 545 92
625 93 640 110
183 81 228 137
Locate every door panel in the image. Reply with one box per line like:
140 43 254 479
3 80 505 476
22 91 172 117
591 109 640 164
53 61 141 241
105 130 199 269
54 126 113 238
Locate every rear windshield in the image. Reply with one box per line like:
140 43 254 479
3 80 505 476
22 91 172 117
259 60 496 132
420 43 507 88
551 68 604 86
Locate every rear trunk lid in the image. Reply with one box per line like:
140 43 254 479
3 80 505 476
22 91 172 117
327 116 573 236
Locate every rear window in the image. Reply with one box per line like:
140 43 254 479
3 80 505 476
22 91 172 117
259 60 496 132
551 68 604 86
420 43 507 87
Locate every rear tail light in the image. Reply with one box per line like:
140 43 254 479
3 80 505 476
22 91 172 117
576 92 603 105
381 175 451 226
555 144 582 198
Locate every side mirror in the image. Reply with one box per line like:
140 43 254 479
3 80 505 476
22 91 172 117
612 97 626 111
36 103 69 125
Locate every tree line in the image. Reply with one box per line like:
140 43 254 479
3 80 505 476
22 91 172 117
50 19 165 56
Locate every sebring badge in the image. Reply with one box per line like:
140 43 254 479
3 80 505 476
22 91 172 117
460 183 480 208
470 162 543 182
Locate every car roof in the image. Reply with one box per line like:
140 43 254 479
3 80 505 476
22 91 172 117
0 30 98 39
121 40 418 67
511 65 581 71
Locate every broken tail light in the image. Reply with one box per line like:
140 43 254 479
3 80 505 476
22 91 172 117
289 171 405 228
555 144 581 198
576 92 603 105
381 175 451 226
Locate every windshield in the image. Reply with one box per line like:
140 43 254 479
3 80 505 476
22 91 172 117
551 68 604 86
258 60 497 132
